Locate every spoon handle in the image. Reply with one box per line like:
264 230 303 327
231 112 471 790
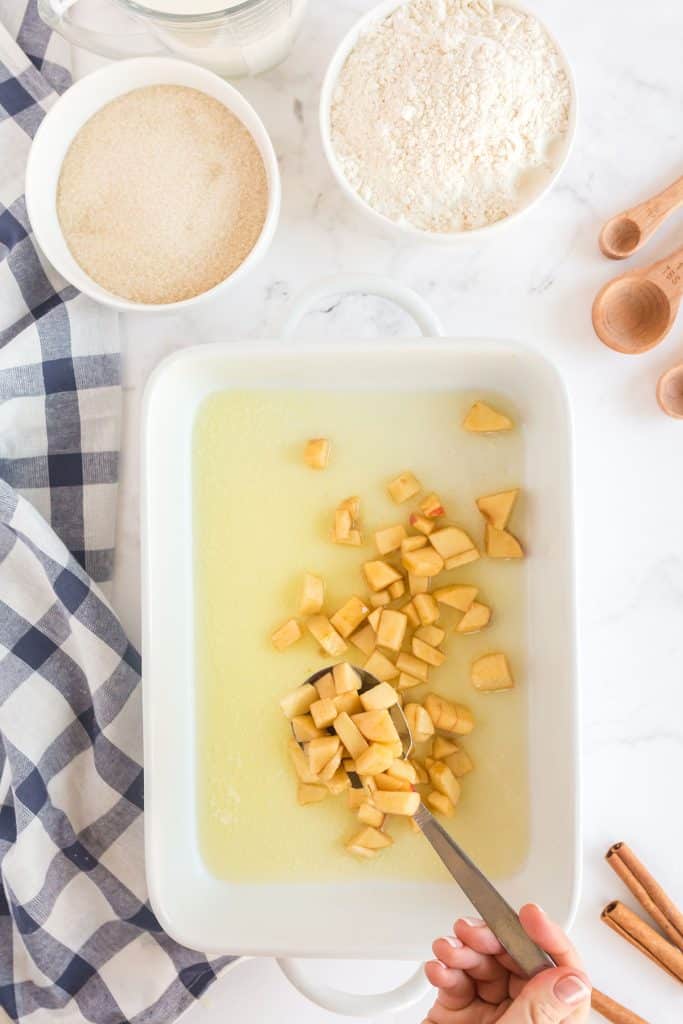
618 176 683 252
644 244 683 301
414 803 554 977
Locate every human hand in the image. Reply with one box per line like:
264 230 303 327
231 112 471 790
423 904 591 1023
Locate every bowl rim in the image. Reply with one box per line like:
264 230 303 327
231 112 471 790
319 0 578 243
25 56 281 313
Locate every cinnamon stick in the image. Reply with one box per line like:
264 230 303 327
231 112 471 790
601 900 683 983
591 988 650 1024
606 842 683 953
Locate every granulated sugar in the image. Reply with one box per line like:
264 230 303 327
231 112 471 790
330 0 571 232
57 85 268 304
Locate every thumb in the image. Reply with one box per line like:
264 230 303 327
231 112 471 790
501 967 591 1023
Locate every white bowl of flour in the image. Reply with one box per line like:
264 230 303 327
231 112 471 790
321 0 577 241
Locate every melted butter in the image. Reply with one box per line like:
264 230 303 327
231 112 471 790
194 389 529 882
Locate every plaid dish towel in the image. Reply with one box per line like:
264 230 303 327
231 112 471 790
0 5 236 1023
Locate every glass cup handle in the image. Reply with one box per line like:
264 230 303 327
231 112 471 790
38 0 166 60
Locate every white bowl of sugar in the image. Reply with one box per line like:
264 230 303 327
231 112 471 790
26 57 281 312
320 0 577 242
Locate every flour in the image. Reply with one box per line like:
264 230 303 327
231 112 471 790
330 0 571 232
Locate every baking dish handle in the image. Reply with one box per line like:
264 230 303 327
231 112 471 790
281 274 444 338
276 957 431 1017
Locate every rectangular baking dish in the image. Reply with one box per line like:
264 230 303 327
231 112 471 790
141 337 579 960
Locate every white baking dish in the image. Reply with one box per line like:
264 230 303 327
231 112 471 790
142 278 579 1016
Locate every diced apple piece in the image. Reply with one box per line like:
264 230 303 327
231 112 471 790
353 709 400 744
405 702 435 743
402 546 444 577
373 790 420 816
339 495 360 517
389 578 406 599
471 653 514 692
445 549 480 570
398 672 422 692
427 790 455 817
368 608 383 632
412 637 446 667
355 742 395 776
334 691 362 715
360 681 399 711
349 623 375 656
386 738 404 759
307 735 341 776
415 624 445 647
333 662 362 694
375 609 408 652
428 760 461 806
334 711 369 758
420 493 445 518
463 402 513 432
446 748 474 777
402 535 428 553
401 601 420 627
304 437 331 469
388 759 417 784
334 508 352 541
330 596 370 639
414 593 440 626
298 783 328 805
318 747 343 782
409 513 435 535
408 573 429 596
271 618 302 652
485 525 524 559
363 560 402 593
476 489 519 530
350 826 393 851
307 615 347 656
326 767 351 795
432 736 458 759
369 590 390 608
280 682 317 719
396 653 429 682
358 802 384 828
411 759 429 784
374 772 411 792
310 697 338 729
316 671 337 699
375 524 407 555
337 529 362 547
456 601 491 633
388 471 421 504
299 573 324 616
288 739 319 783
424 693 475 735
364 650 399 682
346 842 378 859
347 787 366 810
292 714 324 743
434 585 478 612
430 526 477 560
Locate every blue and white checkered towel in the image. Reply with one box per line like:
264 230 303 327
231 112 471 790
0 6 236 1022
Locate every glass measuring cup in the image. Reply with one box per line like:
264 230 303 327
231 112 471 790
38 0 308 78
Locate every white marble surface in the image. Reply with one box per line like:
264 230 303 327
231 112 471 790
70 0 683 1020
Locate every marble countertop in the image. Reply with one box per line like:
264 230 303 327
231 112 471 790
72 0 683 1019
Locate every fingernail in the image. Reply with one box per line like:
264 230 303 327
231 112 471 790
528 902 545 915
554 975 590 1006
462 916 485 927
440 935 463 948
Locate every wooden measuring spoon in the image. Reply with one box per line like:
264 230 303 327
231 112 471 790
600 175 683 259
657 363 683 418
592 246 683 354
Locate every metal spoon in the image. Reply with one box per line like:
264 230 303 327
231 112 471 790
297 666 554 978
